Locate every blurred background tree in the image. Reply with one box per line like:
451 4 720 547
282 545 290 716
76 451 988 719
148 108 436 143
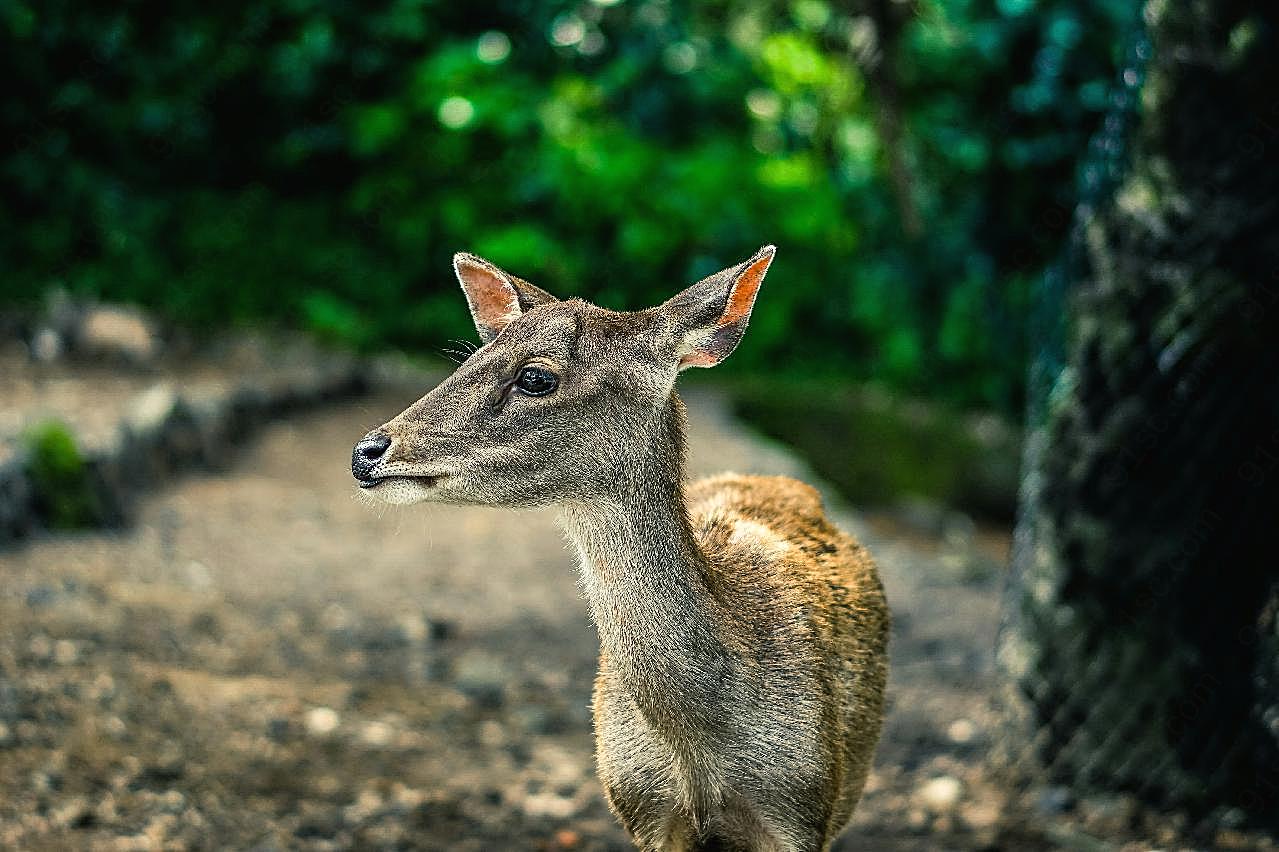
0 0 1132 415
1002 0 1279 825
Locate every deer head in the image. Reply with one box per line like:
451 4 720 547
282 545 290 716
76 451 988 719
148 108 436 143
351 245 775 507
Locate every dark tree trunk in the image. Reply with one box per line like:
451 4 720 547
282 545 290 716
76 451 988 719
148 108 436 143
1002 0 1279 828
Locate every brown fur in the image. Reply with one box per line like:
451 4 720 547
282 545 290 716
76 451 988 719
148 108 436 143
353 247 890 851
577 403 889 852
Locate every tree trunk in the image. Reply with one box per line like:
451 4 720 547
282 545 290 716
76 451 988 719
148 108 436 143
1002 0 1279 828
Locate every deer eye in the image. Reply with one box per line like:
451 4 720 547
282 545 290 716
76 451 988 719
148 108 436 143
514 366 558 396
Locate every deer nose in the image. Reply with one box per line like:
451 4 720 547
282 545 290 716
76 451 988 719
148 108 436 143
352 432 392 481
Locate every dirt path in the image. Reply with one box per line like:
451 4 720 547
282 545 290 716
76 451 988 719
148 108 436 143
0 385 1007 851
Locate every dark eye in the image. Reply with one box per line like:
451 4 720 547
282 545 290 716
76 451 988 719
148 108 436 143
514 366 558 396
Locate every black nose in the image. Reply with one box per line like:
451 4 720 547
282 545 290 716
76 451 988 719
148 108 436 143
352 432 391 481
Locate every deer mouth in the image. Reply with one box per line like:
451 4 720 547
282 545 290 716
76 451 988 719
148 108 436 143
357 474 442 490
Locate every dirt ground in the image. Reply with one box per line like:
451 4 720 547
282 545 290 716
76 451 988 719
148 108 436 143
0 382 1247 850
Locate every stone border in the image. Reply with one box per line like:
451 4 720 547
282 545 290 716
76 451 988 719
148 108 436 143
0 355 368 548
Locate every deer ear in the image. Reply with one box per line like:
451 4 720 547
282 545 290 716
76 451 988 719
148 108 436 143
663 245 775 370
453 253 559 343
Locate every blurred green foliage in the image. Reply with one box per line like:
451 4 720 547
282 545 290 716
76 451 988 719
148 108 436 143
0 0 1131 413
731 377 1021 519
23 420 101 529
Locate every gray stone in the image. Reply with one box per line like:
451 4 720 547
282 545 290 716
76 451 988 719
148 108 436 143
76 305 161 363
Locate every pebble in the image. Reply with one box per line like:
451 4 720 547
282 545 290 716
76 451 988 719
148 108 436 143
31 328 63 362
53 639 79 665
159 789 186 813
320 603 350 631
51 797 94 829
79 306 160 363
553 828 581 848
90 673 116 701
478 720 506 747
305 707 340 736
452 651 509 710
345 787 385 823
917 775 963 813
1036 785 1075 815
27 634 53 663
185 561 212 589
520 792 579 819
946 718 977 744
360 721 394 747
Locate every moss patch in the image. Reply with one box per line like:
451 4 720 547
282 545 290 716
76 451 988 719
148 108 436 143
23 420 103 529
727 378 1021 520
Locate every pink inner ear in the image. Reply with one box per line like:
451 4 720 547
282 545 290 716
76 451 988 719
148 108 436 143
680 350 720 368
722 252 771 324
471 276 517 319
457 259 519 330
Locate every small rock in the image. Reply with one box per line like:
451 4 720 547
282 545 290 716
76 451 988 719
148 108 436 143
31 770 59 793
0 722 11 747
1035 785 1075 815
159 789 185 813
51 797 95 829
185 561 212 589
917 775 963 813
142 813 176 845
345 787 385 823
112 833 152 851
320 602 350 631
478 720 506 747
521 792 579 819
452 651 509 710
946 718 977 744
27 634 53 664
53 639 78 665
90 673 116 701
305 706 340 736
360 721 394 747
396 612 429 642
554 828 581 848
31 328 64 362
78 306 160 363
95 793 119 824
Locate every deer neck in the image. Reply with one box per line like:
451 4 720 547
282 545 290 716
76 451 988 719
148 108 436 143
558 392 736 733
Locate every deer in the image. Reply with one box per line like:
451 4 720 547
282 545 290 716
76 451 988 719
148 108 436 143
351 246 890 851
